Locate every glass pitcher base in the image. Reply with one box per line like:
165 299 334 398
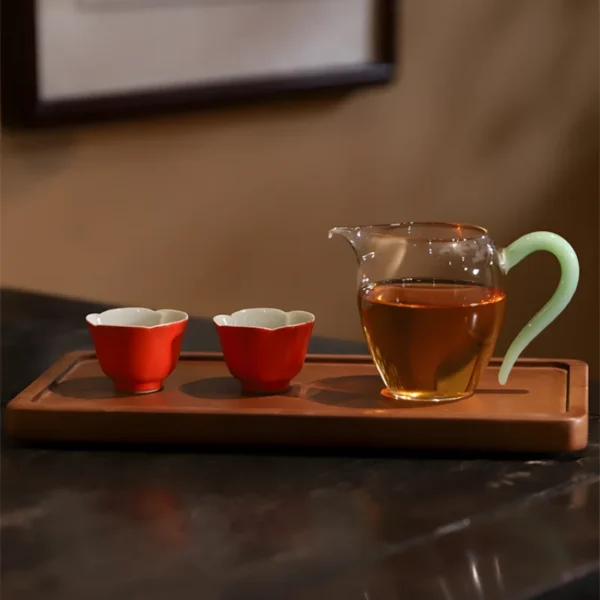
381 388 473 403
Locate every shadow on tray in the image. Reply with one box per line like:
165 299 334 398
50 374 529 407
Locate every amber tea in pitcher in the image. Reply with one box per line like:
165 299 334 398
330 222 579 402
359 279 505 401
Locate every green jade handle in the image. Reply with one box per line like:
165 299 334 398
498 232 580 385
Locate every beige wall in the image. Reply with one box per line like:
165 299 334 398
2 0 599 375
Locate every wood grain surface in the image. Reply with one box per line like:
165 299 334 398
6 352 589 453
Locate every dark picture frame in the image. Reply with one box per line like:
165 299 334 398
1 0 396 129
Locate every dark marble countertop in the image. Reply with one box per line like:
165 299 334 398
1 288 598 600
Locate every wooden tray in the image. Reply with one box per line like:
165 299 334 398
5 352 589 453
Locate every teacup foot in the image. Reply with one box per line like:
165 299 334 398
113 381 163 394
240 379 291 395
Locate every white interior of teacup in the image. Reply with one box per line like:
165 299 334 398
213 308 315 330
86 308 188 328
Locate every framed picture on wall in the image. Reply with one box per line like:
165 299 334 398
1 0 396 129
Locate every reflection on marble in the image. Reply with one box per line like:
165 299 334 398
2 432 598 600
284 480 599 600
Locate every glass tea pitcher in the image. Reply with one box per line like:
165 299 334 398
329 222 579 402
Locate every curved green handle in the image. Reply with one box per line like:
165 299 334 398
498 232 579 385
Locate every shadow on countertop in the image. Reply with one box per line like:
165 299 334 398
1 287 368 404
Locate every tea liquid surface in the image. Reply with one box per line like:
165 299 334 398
358 279 506 401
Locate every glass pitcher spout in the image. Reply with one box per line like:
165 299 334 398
328 226 384 265
328 226 362 261
329 224 414 272
328 226 354 242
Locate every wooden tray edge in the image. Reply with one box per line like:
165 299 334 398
5 409 589 453
5 352 589 453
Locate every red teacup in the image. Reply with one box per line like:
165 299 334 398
86 307 188 393
213 308 315 393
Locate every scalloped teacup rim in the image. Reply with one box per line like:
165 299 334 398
86 307 189 329
213 308 315 331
